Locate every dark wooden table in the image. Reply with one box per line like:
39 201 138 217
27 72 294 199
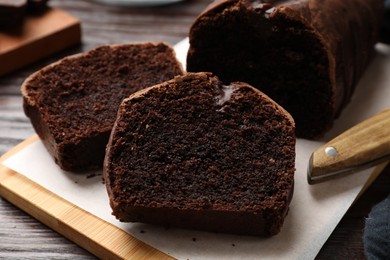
0 0 389 259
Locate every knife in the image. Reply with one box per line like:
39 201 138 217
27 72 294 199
307 109 390 184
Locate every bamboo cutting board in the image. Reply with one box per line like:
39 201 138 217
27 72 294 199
0 135 172 260
0 8 81 77
0 136 387 259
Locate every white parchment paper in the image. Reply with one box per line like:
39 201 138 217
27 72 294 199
2 39 390 259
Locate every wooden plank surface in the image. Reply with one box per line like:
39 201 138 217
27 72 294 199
0 135 173 260
0 0 389 259
0 8 81 77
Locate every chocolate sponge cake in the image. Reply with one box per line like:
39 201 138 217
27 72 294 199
104 72 295 236
187 0 383 139
22 43 183 171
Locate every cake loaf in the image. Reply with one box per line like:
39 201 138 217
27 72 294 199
104 72 295 236
22 43 183 171
187 0 383 139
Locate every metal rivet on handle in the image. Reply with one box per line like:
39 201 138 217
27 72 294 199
325 146 338 157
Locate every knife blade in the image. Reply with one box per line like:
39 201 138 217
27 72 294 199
307 108 390 184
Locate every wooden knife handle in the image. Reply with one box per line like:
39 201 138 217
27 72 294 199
309 109 390 184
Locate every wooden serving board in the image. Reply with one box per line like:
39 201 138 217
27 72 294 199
0 8 81 77
0 135 172 260
1 136 388 259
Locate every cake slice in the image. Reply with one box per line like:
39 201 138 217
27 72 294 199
22 42 183 171
187 0 383 139
104 72 295 236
